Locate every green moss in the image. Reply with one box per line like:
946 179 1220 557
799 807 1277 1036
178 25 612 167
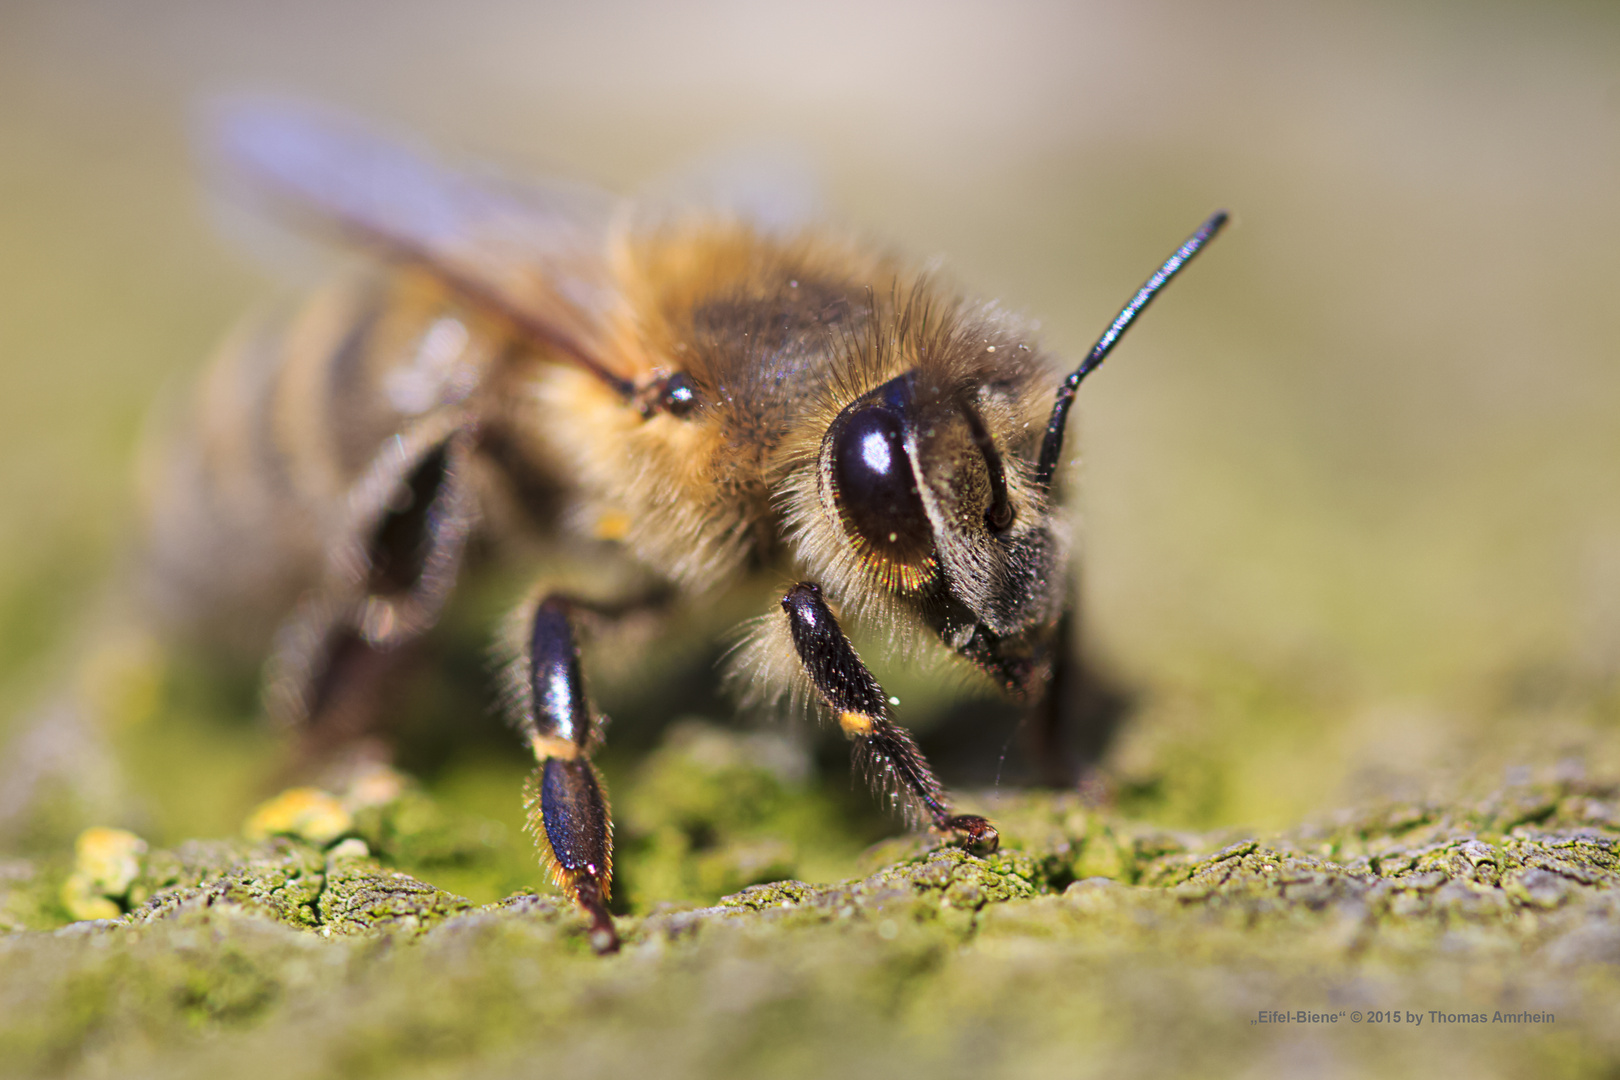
129 837 327 929
349 785 508 876
316 845 471 937
8 724 1620 1079
612 720 883 911
0 857 71 932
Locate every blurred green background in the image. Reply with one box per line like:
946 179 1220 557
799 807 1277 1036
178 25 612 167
3 0 1619 852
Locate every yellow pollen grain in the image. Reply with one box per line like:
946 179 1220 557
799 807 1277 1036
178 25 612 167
60 826 149 920
593 509 633 541
838 711 875 737
244 788 353 845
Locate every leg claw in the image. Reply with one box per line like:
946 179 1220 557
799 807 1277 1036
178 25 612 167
574 876 620 955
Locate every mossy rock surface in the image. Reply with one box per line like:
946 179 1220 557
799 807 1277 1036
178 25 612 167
4 724 1620 1079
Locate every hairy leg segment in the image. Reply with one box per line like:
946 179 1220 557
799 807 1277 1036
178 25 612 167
780 583 999 852
516 596 618 954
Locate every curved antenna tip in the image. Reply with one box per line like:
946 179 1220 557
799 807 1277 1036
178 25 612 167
1034 209 1231 490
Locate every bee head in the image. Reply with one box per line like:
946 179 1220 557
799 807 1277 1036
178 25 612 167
815 367 1067 697
782 210 1226 698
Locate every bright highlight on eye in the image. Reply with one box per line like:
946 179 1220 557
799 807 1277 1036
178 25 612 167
859 429 892 474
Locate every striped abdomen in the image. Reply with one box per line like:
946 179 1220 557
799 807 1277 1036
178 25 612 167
137 270 510 652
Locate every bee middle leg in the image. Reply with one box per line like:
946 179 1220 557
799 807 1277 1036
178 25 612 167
512 593 637 955
779 583 998 852
266 422 479 760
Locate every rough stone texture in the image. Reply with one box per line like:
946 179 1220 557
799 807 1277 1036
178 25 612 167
4 729 1620 1079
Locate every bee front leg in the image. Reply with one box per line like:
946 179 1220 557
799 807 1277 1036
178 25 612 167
779 583 998 853
515 595 618 954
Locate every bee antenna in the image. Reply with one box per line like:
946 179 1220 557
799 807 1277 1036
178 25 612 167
1034 209 1229 492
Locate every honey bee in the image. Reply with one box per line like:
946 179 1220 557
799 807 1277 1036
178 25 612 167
138 104 1225 953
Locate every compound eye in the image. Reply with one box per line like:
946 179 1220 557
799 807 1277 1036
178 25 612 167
830 405 933 564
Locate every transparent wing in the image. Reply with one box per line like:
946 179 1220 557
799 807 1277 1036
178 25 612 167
207 100 632 393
